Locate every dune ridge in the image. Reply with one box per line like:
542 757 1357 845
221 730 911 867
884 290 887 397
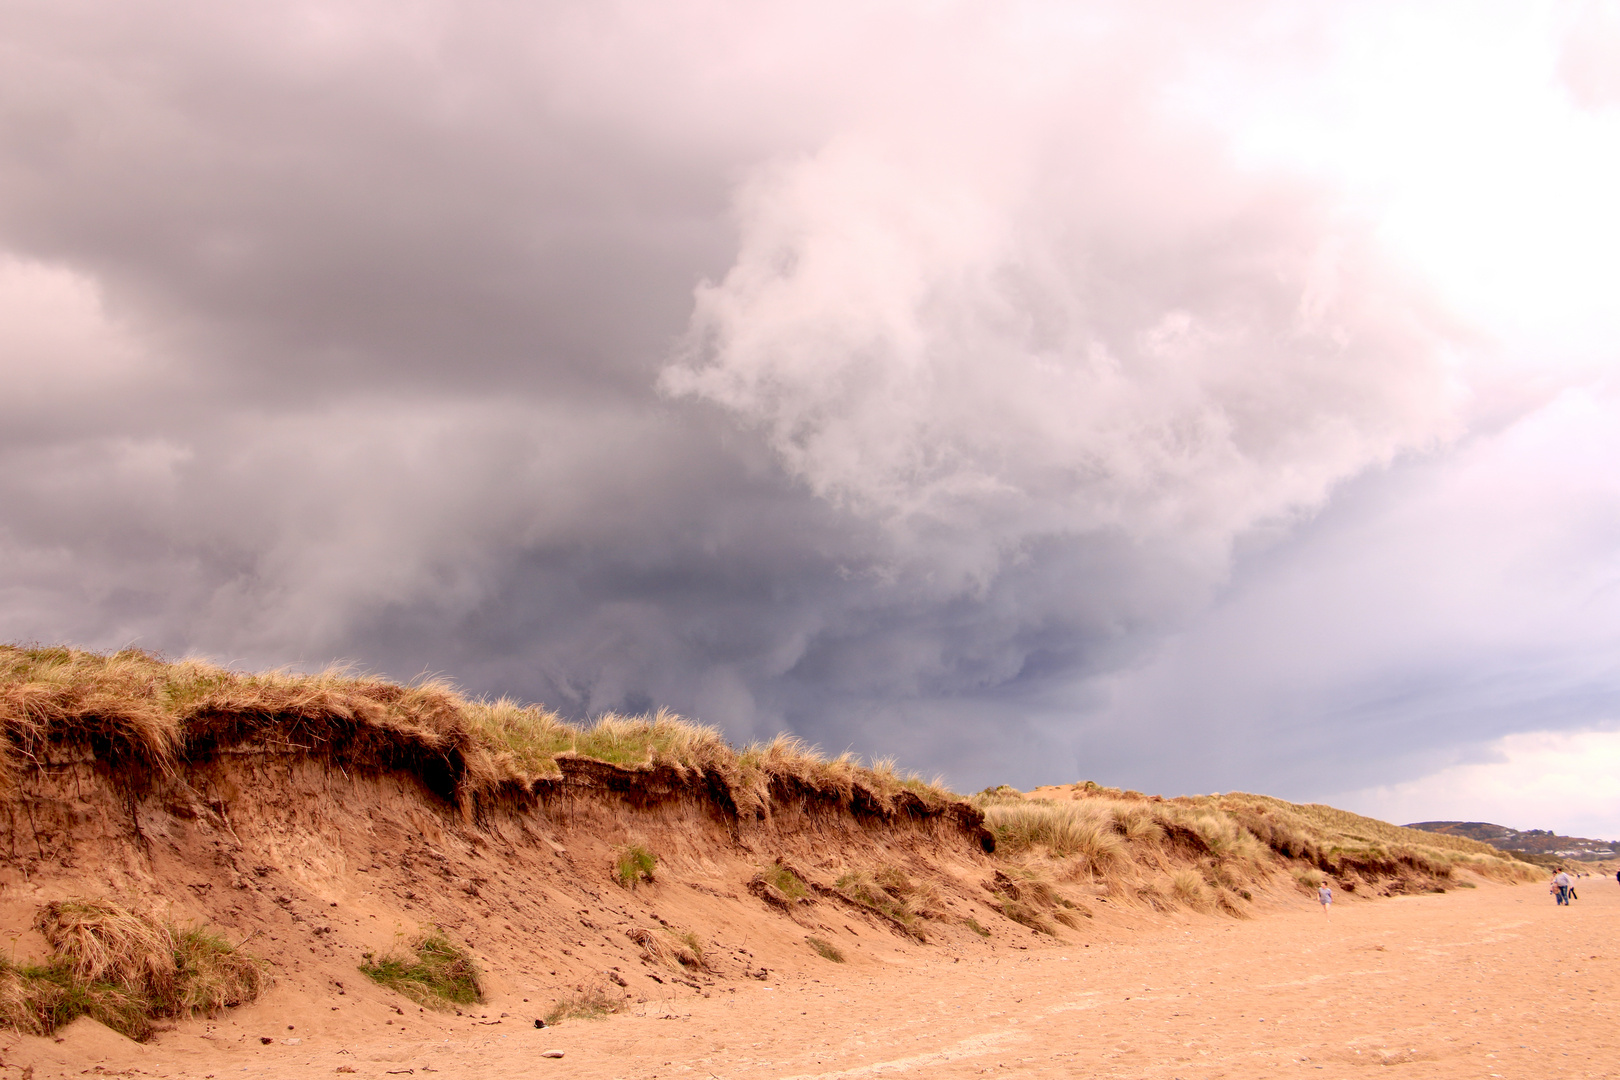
0 644 1538 1050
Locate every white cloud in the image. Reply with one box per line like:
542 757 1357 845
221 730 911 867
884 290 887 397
1214 1 1620 372
662 19 1464 592
1335 728 1620 841
1560 0 1620 109
0 254 160 423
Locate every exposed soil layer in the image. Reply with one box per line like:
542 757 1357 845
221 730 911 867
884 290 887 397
0 741 1016 1055
0 717 1565 1079
0 743 996 970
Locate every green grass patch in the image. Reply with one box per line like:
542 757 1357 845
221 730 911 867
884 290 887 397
615 845 658 889
359 932 481 1010
761 864 808 900
0 962 151 1040
806 937 845 963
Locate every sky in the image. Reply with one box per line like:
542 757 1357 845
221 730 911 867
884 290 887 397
3 0 1619 836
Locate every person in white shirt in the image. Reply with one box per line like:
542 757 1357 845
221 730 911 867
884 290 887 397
1553 870 1572 905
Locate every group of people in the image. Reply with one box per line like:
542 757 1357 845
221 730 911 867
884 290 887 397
1314 867 1614 912
1549 867 1618 904
1552 869 1576 904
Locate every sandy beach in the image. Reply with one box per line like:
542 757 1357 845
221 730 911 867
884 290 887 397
23 873 1617 1080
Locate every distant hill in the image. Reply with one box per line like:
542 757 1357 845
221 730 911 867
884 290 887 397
1406 821 1617 862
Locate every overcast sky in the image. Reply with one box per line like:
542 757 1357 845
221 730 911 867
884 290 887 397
4 1 1619 835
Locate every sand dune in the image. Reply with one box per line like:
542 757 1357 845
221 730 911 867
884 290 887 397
0 648 1585 1078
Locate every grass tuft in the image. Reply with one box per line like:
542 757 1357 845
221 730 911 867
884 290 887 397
625 926 706 970
977 801 1125 868
996 899 1055 935
544 984 625 1024
835 868 928 941
172 927 271 1016
672 929 707 970
761 864 808 900
806 937 845 963
38 899 177 993
1170 869 1209 908
0 899 268 1041
359 932 482 1010
614 844 658 889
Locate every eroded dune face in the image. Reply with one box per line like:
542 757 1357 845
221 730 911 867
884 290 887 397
2 690 1031 1041
2 747 1605 1080
0 647 1545 1077
0 740 996 996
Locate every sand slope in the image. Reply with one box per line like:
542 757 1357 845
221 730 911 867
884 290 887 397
7 874 1613 1078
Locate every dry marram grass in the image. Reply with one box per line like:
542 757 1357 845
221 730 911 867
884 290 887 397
834 867 936 941
625 925 707 972
0 899 267 1041
545 984 627 1024
0 645 955 817
970 782 1539 925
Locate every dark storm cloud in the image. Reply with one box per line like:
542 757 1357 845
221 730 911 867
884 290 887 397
3 0 1616 800
1076 387 1620 800
0 2 749 401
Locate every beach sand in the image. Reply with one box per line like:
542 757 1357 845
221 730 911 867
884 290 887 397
16 872 1617 1079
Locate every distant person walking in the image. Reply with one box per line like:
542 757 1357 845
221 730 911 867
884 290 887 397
1318 882 1333 918
1554 869 1572 905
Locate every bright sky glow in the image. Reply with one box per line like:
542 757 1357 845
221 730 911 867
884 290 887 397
1212 2 1620 369
1339 728 1620 839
